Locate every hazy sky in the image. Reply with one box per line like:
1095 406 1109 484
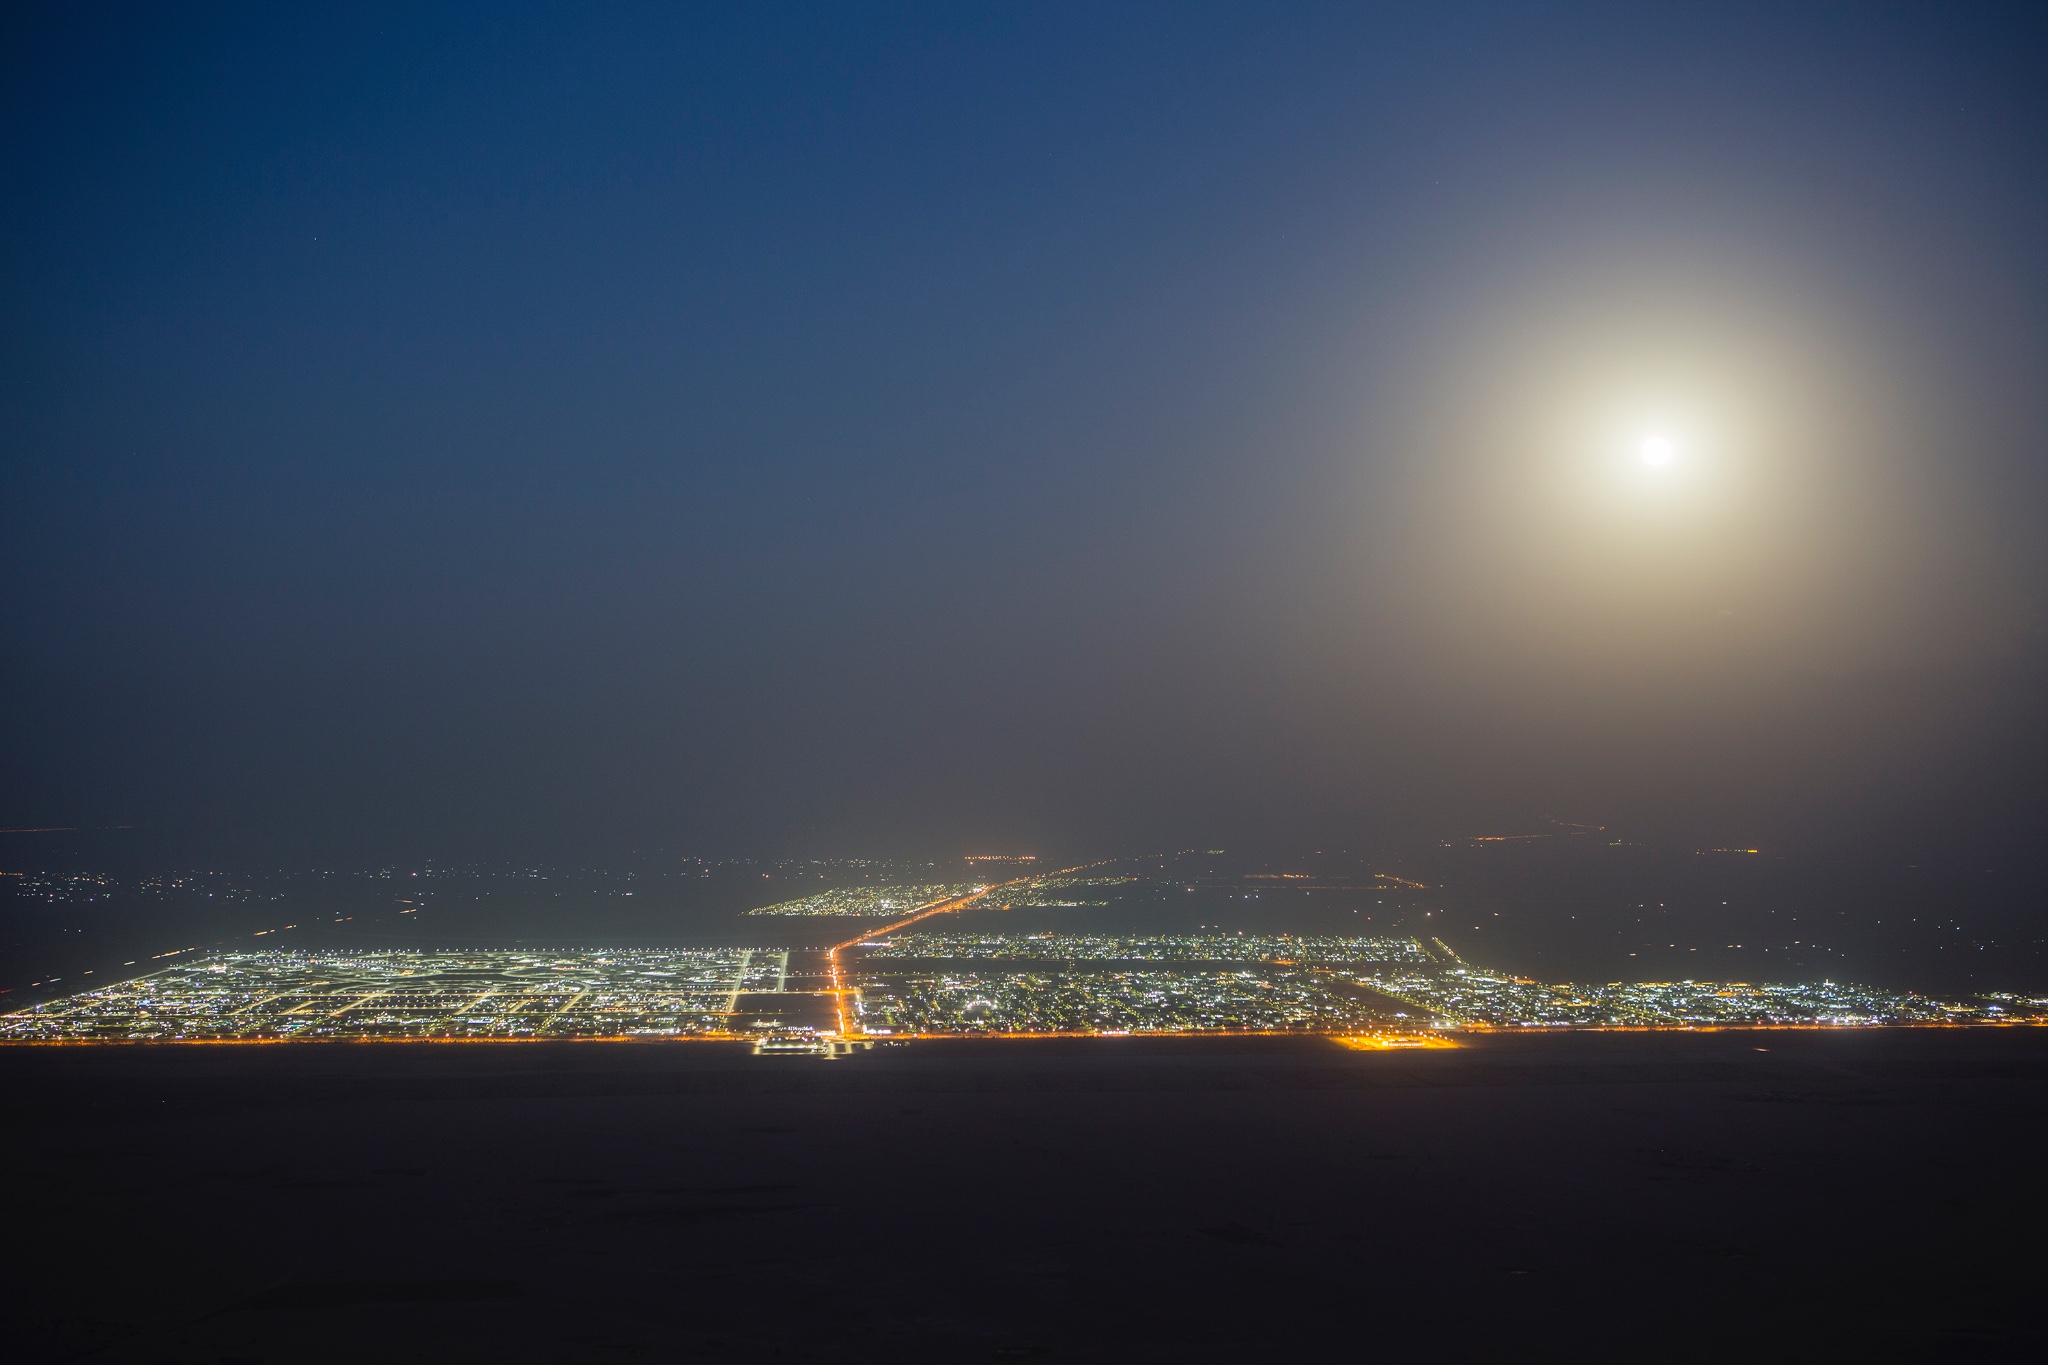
4 2 2045 863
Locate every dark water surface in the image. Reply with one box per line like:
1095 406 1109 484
6 1028 2044 1362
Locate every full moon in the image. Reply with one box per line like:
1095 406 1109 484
1639 434 1675 467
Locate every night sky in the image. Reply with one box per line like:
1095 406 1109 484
5 2 2045 868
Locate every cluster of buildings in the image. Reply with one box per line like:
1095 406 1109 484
1362 969 2017 1028
0 949 776 1042
4 935 2039 1044
846 933 2027 1031
851 967 1382 1034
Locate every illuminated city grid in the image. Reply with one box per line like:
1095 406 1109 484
1360 968 2021 1028
0 950 781 1042
848 933 2034 1033
851 969 1385 1034
744 883 983 917
5 937 2042 1043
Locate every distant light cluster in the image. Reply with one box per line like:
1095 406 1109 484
981 877 1139 909
744 884 983 917
2 857 955 908
859 932 1438 964
12 871 284 905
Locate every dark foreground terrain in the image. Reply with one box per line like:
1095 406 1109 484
5 1030 2045 1363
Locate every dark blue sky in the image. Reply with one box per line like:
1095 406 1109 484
4 2 2045 862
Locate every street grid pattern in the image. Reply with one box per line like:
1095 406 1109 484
5 938 2039 1042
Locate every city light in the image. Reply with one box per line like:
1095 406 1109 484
7 934 2037 1045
